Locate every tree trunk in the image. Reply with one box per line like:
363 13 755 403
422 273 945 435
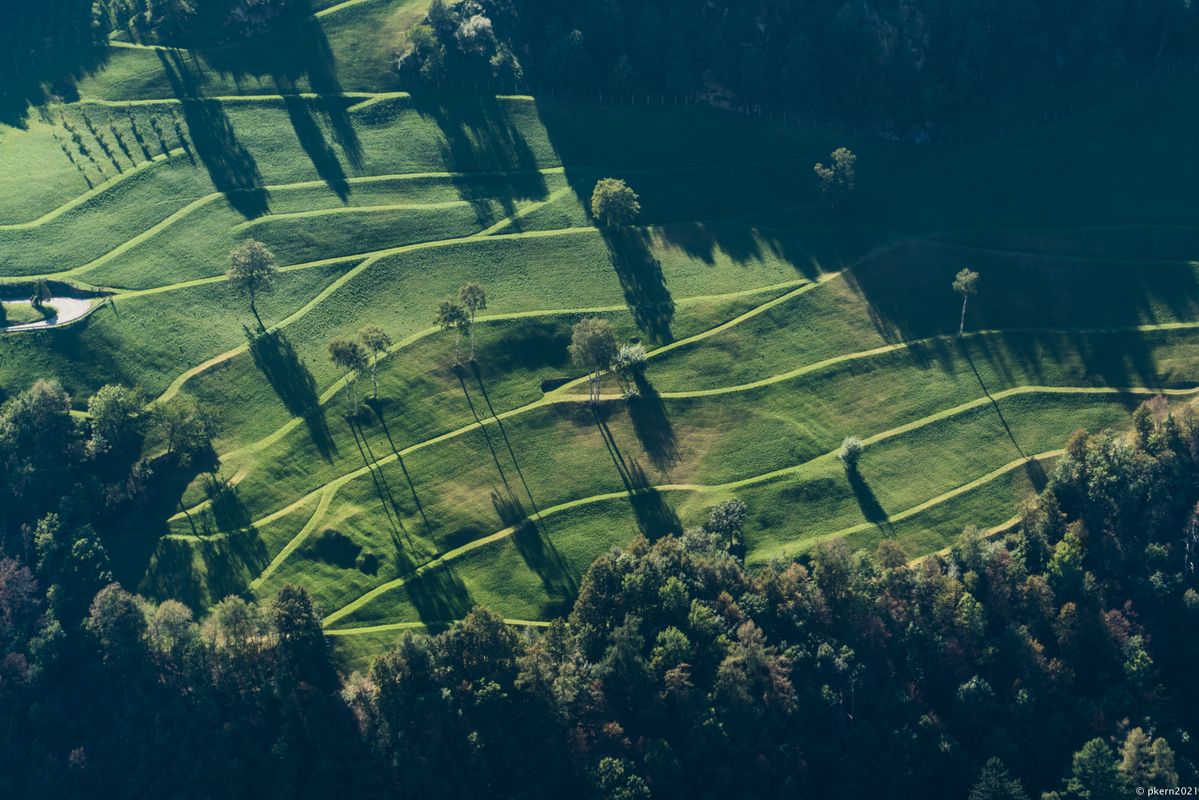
250 288 264 331
371 357 379 400
469 313 476 361
958 295 968 337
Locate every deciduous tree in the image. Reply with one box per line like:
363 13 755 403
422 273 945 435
814 147 856 209
458 283 487 361
227 239 279 330
328 337 370 415
357 325 392 401
569 317 618 403
435 299 470 365
591 178 640 228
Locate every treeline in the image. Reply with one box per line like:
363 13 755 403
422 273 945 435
403 0 1199 129
4 378 1199 798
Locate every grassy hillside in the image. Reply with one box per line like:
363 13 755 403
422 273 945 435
3 0 1197 667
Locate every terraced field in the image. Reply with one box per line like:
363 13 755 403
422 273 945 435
4 0 1199 667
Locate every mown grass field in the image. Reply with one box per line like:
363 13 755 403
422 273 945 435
3 0 1198 668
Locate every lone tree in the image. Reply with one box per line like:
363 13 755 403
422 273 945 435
591 178 640 229
358 325 392 401
953 267 980 337
813 147 856 209
458 283 487 361
227 239 278 330
569 317 619 404
838 436 864 472
328 337 369 415
434 299 470 366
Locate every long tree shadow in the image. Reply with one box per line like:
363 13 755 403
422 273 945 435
193 2 362 168
408 92 548 223
205 473 252 532
846 469 891 530
603 227 675 343
372 405 437 541
472 363 546 528
281 93 349 200
626 373 679 473
247 327 335 460
403 564 473 626
594 408 681 539
157 48 270 217
347 419 408 546
962 344 1029 461
456 368 518 507
841 238 1196 385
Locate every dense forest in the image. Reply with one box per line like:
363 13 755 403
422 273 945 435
401 0 1199 129
10 0 1196 132
3 376 1199 798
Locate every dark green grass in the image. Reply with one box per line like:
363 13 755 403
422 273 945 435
327 499 640 630
180 289 777 457
838 457 1057 556
646 243 1199 393
235 324 1199 548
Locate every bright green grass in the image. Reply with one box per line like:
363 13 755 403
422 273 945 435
0 263 351 402
179 288 780 457
644 243 1199 394
326 498 640 629
239 330 1197 619
78 0 428 101
237 321 1199 537
323 393 1131 629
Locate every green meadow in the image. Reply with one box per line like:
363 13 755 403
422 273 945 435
3 0 1198 667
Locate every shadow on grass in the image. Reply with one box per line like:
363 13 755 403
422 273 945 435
841 239 1199 389
282 94 349 201
347 419 408 545
627 373 679 473
139 526 269 610
602 227 675 344
847 468 891 531
472 363 546 525
157 48 270 217
247 327 335 460
372 404 437 542
403 563 473 625
408 93 548 224
594 408 681 540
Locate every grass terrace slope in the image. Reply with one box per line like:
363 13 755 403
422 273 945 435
3 0 1199 667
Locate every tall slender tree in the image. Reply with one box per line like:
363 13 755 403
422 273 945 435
358 325 392 401
458 283 487 361
953 267 980 337
328 337 369 415
435 299 470 366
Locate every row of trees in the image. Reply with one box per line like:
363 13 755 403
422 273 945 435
3 386 1199 797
